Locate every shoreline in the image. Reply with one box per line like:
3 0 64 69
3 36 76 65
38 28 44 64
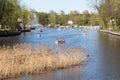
0 29 33 37
100 30 120 36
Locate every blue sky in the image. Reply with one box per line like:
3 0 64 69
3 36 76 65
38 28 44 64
21 0 95 13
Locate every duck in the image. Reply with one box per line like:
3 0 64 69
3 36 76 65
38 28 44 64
82 32 86 36
55 39 65 44
37 34 41 37
38 28 42 32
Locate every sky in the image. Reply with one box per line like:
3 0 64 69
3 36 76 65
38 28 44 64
21 0 95 14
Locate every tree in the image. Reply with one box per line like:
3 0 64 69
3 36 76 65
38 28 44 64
93 0 120 30
82 10 90 25
90 13 100 26
111 0 120 30
69 10 80 25
0 0 22 29
56 10 68 26
0 0 34 30
48 10 57 27
36 12 49 25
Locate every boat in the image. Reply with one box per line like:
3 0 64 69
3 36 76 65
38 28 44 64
30 27 35 30
0 31 21 37
21 29 31 32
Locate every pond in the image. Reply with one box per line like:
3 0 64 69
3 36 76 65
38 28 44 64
1 28 120 80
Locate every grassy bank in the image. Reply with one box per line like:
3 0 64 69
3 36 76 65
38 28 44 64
0 44 87 79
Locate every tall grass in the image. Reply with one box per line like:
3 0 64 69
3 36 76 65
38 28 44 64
0 44 87 79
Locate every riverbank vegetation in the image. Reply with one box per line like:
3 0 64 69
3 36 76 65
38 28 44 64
0 0 100 32
0 0 33 30
93 0 120 32
36 10 100 27
0 44 86 79
1 0 120 32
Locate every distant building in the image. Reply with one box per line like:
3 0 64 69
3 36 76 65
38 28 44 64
68 20 73 25
67 20 74 28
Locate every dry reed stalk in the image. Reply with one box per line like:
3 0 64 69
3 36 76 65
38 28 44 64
0 44 87 79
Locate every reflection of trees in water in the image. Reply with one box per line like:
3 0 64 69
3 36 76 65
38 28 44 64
107 34 120 47
99 32 120 47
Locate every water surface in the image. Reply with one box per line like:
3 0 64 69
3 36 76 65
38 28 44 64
1 28 120 80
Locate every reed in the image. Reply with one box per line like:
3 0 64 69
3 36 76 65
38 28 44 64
0 44 87 79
